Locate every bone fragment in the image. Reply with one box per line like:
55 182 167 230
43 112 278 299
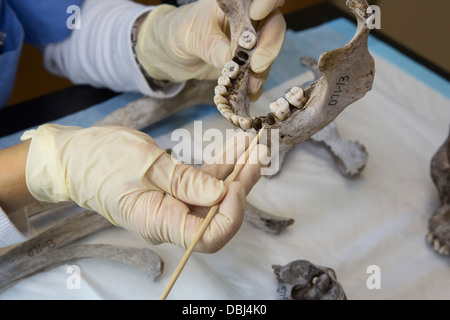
0 244 164 290
244 203 294 234
94 80 215 129
272 260 347 300
0 210 112 271
310 122 368 178
428 126 450 256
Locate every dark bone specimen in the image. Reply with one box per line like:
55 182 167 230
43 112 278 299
0 210 164 290
427 127 450 256
272 260 347 300
214 0 375 156
244 202 294 234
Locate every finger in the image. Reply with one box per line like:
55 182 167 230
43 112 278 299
251 9 286 74
234 144 269 195
184 181 246 253
250 0 286 21
120 190 190 248
193 0 232 70
248 65 272 101
202 131 256 180
200 31 232 70
147 152 226 206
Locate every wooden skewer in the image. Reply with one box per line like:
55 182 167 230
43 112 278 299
159 125 267 300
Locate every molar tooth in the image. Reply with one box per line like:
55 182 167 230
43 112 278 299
214 94 228 106
215 85 228 96
239 31 257 50
238 117 253 131
222 61 240 79
269 98 291 121
218 76 231 87
285 86 305 108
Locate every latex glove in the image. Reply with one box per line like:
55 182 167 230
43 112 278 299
136 0 286 101
21 125 267 253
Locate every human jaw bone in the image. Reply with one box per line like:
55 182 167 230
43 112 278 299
272 260 347 300
214 0 375 154
427 127 450 256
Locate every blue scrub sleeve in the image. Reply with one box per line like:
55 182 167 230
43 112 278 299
6 0 84 46
0 0 24 108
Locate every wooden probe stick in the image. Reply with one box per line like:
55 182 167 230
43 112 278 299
160 125 267 300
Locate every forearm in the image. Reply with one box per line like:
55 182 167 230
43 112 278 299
0 141 36 214
43 0 184 98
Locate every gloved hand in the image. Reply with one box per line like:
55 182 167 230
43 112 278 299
136 0 286 101
21 124 267 253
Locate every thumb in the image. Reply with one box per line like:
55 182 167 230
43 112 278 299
197 31 232 70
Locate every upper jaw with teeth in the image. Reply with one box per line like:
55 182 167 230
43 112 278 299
213 0 375 154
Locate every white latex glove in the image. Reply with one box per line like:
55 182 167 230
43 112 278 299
136 0 286 100
21 125 267 253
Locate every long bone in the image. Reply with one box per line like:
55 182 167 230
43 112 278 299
0 210 111 271
0 244 164 290
427 126 450 256
0 210 165 290
214 0 375 154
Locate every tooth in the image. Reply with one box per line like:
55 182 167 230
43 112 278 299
215 85 228 96
285 86 305 108
218 76 231 87
238 117 252 131
439 245 449 256
223 111 232 122
312 277 318 284
238 31 257 50
222 61 240 79
214 94 228 106
269 98 291 121
426 232 434 245
231 114 240 126
217 103 231 113
434 239 441 251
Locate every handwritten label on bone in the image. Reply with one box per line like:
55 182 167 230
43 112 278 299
27 239 56 257
329 76 350 106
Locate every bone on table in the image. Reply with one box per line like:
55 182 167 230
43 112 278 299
0 244 164 291
427 126 450 256
0 209 163 290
